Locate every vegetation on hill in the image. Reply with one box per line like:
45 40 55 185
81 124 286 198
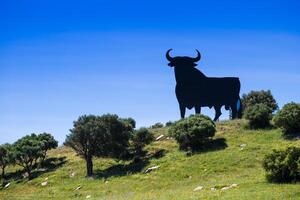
1 120 300 200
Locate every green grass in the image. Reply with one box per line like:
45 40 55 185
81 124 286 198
1 120 300 200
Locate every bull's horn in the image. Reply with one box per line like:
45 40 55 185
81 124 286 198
166 49 174 61
191 49 201 62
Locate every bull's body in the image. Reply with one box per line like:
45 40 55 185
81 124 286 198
167 49 242 121
176 77 240 109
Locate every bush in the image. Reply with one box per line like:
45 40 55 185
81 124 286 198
242 90 278 115
165 121 174 127
263 146 300 183
168 115 216 151
244 103 272 129
151 122 164 129
273 102 300 136
131 128 154 156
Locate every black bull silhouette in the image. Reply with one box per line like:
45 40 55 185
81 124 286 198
166 49 242 121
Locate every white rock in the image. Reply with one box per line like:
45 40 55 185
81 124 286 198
75 186 81 190
144 166 159 173
210 187 216 191
41 181 48 186
240 144 246 147
230 183 238 188
22 172 29 178
86 195 91 199
156 135 164 141
4 183 10 188
221 186 231 191
193 186 203 191
70 172 76 177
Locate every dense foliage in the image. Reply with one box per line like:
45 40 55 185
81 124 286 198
244 103 272 129
263 146 300 183
273 102 300 136
131 128 154 156
151 122 164 129
13 134 43 178
0 144 13 179
37 133 58 164
165 121 174 127
65 114 133 177
242 90 278 115
168 115 216 151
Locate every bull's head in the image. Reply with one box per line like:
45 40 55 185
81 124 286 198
166 49 201 67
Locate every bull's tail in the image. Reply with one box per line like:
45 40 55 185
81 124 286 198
237 96 243 118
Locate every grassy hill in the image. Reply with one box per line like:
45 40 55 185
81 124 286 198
1 120 300 200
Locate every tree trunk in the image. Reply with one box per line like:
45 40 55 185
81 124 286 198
85 154 93 177
1 166 5 179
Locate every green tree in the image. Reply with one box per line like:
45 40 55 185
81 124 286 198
12 134 44 178
37 133 58 164
0 144 14 179
122 117 136 129
65 114 133 177
242 90 278 115
131 128 154 156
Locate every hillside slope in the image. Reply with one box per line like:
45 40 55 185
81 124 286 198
1 120 300 200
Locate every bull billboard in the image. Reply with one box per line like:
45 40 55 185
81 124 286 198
166 49 242 121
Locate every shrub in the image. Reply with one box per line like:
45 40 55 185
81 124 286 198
165 121 174 127
168 115 216 151
263 146 300 183
65 114 133 177
242 90 278 115
273 102 300 136
131 128 154 156
151 122 164 129
244 103 272 129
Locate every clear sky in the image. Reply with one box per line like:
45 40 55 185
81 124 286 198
1 0 300 144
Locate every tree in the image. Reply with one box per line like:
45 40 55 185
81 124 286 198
273 102 300 136
244 103 273 129
65 114 133 177
37 133 58 164
0 144 14 179
12 134 44 178
131 128 154 156
241 90 278 115
122 117 136 129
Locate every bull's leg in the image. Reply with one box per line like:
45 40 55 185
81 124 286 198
179 104 186 118
230 102 238 119
213 105 222 121
195 106 201 115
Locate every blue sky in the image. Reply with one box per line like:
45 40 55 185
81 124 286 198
1 0 300 144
